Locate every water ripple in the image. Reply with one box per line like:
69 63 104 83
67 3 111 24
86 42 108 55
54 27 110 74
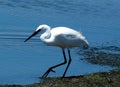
0 32 41 46
0 0 120 16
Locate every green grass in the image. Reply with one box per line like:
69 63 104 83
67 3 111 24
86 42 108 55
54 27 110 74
0 69 120 87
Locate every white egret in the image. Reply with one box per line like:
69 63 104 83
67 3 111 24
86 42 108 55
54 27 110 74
24 24 89 79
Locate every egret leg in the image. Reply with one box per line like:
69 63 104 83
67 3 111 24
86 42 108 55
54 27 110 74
61 48 72 79
41 48 67 79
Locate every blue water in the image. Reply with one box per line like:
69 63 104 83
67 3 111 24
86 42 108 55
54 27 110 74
0 0 120 85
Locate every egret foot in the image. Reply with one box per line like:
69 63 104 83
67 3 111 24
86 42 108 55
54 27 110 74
41 67 56 79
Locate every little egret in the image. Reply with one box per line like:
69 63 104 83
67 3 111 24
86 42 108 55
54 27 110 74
24 24 89 79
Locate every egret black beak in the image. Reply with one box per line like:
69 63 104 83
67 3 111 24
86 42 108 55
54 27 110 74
24 29 41 42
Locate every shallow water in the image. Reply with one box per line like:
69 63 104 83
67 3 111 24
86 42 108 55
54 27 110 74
0 0 120 85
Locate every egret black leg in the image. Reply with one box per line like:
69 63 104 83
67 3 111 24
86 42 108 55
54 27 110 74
61 48 72 79
41 48 67 79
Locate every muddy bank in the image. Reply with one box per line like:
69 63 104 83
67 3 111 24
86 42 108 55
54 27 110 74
0 69 120 87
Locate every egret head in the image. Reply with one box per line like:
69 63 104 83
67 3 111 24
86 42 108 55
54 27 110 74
24 24 50 42
36 24 50 32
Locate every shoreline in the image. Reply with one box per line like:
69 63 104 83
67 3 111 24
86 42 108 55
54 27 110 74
0 69 120 87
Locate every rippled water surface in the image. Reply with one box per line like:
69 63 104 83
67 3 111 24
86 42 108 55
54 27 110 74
0 0 120 85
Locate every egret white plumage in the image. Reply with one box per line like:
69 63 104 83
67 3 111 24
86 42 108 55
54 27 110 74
24 24 89 79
